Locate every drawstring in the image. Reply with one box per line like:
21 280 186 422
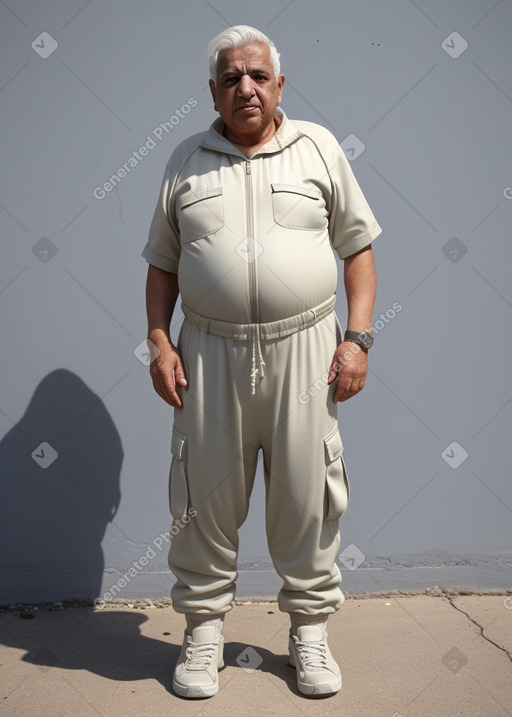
250 324 265 395
181 295 337 395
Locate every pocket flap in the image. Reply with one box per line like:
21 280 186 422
177 186 223 210
271 183 322 200
169 427 189 520
324 427 343 463
323 427 350 520
171 426 186 460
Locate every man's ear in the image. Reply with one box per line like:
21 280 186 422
277 74 285 104
209 79 218 111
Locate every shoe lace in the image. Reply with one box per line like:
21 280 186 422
185 639 218 670
295 639 329 668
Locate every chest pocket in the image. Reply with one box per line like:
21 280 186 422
176 187 224 243
271 183 327 231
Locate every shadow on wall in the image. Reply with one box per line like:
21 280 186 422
0 369 123 604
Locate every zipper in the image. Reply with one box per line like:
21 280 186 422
245 158 265 394
245 160 259 323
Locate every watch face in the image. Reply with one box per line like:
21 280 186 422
362 333 373 349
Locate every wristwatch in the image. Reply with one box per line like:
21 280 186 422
344 330 374 350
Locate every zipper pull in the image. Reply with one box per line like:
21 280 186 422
245 160 251 175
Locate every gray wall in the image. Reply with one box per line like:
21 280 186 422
1 0 511 604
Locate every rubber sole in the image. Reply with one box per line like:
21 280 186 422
288 652 342 697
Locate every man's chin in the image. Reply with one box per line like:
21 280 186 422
233 115 263 130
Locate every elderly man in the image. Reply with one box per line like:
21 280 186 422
143 25 381 698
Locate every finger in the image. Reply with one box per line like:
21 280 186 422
333 375 350 402
333 377 365 403
163 382 183 408
334 387 355 403
153 369 183 408
155 380 179 408
164 371 185 408
334 387 351 403
173 359 188 387
328 355 342 384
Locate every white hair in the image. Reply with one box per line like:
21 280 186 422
208 25 281 81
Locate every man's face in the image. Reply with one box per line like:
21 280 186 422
209 42 285 141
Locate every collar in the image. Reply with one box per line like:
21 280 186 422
200 108 303 158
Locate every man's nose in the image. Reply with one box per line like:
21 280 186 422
237 74 255 97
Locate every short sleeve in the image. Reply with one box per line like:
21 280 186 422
328 143 382 259
142 165 181 274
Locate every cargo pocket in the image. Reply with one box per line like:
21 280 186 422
169 426 189 520
176 187 224 242
323 426 350 521
271 183 327 230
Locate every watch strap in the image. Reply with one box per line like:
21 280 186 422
344 330 374 349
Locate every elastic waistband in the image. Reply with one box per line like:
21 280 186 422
182 295 337 341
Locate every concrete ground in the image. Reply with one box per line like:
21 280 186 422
1 590 511 717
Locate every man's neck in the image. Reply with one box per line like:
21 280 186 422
222 114 282 158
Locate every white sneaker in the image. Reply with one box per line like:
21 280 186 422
172 625 224 698
289 624 342 696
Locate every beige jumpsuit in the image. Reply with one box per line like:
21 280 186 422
144 109 381 615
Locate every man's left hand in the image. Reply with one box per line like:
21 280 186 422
328 341 368 402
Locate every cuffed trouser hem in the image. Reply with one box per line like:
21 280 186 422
185 613 225 636
289 612 330 631
170 580 235 615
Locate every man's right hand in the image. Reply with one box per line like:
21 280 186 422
149 335 187 408
145 267 186 408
